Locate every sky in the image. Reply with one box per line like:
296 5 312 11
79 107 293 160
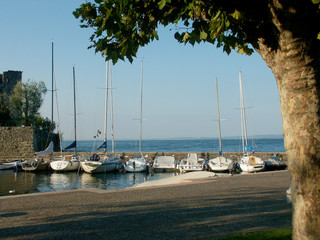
0 0 283 141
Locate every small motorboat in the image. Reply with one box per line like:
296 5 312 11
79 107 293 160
153 156 177 172
124 154 149 173
178 153 206 172
21 158 51 172
0 160 20 170
264 156 287 171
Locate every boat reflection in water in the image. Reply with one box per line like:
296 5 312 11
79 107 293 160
0 170 181 196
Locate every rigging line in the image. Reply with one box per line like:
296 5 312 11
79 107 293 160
54 68 63 156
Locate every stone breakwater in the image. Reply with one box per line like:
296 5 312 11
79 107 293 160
53 151 288 164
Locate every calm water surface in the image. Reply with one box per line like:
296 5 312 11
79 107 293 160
0 170 181 197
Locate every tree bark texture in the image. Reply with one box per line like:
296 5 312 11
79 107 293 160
257 23 320 240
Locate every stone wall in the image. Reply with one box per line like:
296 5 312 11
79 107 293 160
0 126 59 162
0 126 34 161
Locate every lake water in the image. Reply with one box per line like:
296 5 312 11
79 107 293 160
0 138 285 197
62 138 285 153
0 170 181 197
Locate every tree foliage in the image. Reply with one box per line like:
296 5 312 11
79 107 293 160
9 80 47 126
74 0 319 64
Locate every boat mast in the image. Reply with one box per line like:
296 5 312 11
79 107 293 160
239 71 248 152
216 78 222 154
73 66 77 156
51 42 54 129
110 64 115 153
103 61 109 153
139 60 143 155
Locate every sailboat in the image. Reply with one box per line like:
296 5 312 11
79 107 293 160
124 60 149 173
22 43 55 172
237 71 265 173
81 61 122 174
21 141 53 171
50 67 80 172
208 78 234 173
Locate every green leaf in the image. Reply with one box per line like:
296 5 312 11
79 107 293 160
200 31 208 40
158 0 167 10
182 32 190 42
230 10 241 20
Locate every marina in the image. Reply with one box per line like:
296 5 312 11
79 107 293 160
0 138 286 197
0 151 287 197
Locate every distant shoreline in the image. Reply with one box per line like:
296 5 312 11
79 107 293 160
63 135 284 141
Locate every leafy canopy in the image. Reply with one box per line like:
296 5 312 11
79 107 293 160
74 0 320 64
73 0 260 63
10 80 47 126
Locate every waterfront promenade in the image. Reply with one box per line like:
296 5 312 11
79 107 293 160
0 171 292 239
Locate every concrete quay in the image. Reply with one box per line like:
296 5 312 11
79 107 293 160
0 170 291 240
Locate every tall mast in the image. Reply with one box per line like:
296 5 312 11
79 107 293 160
139 60 143 154
239 71 248 152
216 78 222 154
51 42 54 129
104 61 109 153
110 64 115 153
73 66 77 156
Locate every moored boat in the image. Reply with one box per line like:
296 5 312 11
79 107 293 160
51 67 80 172
81 61 123 174
21 159 51 172
124 60 148 173
208 155 234 173
50 155 80 172
124 154 148 173
153 156 177 172
0 160 20 170
264 155 287 171
238 72 265 173
81 154 122 174
178 153 206 172
21 141 54 172
208 78 234 173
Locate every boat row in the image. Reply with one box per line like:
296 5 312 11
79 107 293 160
1 151 286 174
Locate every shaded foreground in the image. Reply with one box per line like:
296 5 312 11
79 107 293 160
0 171 291 240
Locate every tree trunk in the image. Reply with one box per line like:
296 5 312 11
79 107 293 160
257 30 320 239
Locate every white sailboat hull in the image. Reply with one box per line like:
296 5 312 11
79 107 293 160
50 156 80 172
239 155 265 173
81 156 122 173
208 156 234 172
